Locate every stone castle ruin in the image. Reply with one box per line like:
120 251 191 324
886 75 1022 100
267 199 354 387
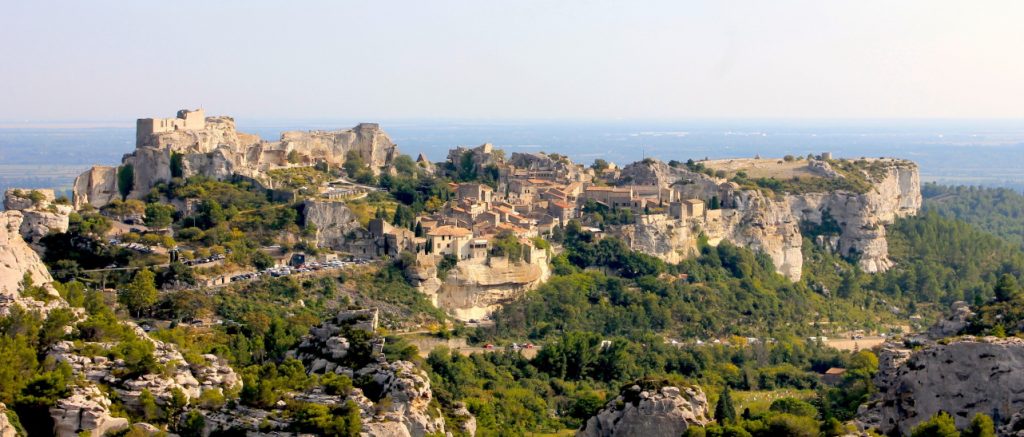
73 109 399 209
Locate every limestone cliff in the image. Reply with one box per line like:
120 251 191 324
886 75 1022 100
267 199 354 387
411 252 551 321
859 337 1024 435
577 383 710 437
303 199 361 249
73 110 399 209
71 166 119 209
613 159 920 281
0 210 60 314
3 189 72 252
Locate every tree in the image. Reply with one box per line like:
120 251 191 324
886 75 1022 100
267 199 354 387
118 269 158 317
343 150 366 178
287 150 302 164
178 410 206 437
963 413 995 437
714 386 736 424
170 152 184 178
995 274 1020 302
139 388 165 422
145 203 176 228
252 250 275 270
769 397 817 417
117 164 135 200
910 411 959 437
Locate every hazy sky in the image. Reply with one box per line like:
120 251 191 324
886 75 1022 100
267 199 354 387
3 0 1024 121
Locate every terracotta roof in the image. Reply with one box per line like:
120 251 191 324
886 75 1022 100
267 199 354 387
550 200 572 209
824 367 847 375
428 225 472 237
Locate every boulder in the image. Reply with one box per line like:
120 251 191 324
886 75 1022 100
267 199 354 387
859 336 1024 435
50 385 129 437
356 361 447 437
577 384 710 437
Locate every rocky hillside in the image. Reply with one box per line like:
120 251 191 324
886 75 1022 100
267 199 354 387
73 111 399 209
614 158 920 280
0 209 61 314
3 189 71 253
577 382 710 437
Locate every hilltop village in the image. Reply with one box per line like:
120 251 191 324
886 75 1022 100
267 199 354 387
63 109 922 321
9 109 988 437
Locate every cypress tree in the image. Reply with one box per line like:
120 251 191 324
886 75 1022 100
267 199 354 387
715 386 736 424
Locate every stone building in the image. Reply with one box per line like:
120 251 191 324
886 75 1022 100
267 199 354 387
427 226 473 259
135 108 205 145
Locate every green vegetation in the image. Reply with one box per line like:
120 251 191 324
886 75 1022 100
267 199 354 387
923 183 1024 248
117 164 135 200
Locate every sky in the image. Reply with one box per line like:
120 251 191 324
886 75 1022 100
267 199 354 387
2 0 1024 121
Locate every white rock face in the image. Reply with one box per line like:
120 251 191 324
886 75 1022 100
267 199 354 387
304 199 361 249
860 337 1024 435
49 385 130 437
73 113 399 209
618 159 921 281
49 322 241 417
577 384 710 437
72 166 119 209
3 189 72 251
0 210 60 314
357 361 447 437
413 253 551 321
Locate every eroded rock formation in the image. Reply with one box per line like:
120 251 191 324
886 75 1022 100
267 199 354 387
303 199 361 249
3 188 72 252
0 210 60 314
49 385 130 437
577 384 710 437
410 252 551 321
613 158 921 280
859 337 1024 435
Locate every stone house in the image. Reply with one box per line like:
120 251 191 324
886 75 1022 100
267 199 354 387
427 226 473 259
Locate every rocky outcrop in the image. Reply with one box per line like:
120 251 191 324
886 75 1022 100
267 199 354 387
288 309 462 437
615 158 920 281
412 252 551 321
3 189 72 251
50 385 130 437
280 123 398 173
0 210 60 314
73 110 399 209
49 322 240 416
71 166 119 210
358 360 447 437
292 308 379 375
303 199 361 249
577 384 710 437
0 403 17 437
859 337 1024 435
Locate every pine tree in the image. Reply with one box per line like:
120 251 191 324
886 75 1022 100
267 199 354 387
963 413 995 437
715 386 736 424
995 274 1020 302
118 269 158 317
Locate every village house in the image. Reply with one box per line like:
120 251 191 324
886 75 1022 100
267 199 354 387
427 225 474 259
